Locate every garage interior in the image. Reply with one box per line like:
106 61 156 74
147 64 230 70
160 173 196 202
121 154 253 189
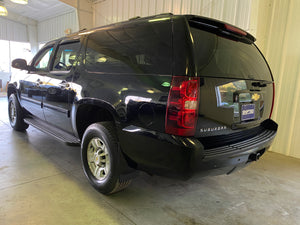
0 0 300 224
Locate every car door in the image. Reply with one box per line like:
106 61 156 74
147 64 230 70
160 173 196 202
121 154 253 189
19 45 54 121
43 39 81 134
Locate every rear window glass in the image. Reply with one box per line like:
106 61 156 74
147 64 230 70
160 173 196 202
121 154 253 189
85 21 172 75
190 27 272 81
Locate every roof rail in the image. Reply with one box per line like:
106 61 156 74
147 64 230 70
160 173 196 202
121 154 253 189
157 13 173 16
129 16 141 21
129 13 173 21
65 28 88 38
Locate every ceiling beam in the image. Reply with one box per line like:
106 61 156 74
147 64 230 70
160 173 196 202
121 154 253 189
59 0 93 30
59 0 77 8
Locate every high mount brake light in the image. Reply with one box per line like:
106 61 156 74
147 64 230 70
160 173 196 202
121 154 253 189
224 24 247 36
165 76 200 136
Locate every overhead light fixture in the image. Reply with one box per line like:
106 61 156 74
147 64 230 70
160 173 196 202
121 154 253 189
0 5 8 16
10 0 28 5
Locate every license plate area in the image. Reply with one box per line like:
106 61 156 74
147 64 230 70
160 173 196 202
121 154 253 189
241 104 255 121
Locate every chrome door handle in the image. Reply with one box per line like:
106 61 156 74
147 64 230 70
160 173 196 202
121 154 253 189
59 81 70 88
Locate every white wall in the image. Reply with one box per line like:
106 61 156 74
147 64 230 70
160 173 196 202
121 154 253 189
37 10 79 43
93 0 252 31
252 0 300 159
0 17 28 42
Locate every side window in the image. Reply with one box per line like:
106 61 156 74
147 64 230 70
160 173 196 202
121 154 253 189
33 47 53 71
85 38 134 73
84 22 172 74
53 41 81 71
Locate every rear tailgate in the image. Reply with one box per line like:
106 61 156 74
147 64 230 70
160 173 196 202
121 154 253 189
187 17 274 141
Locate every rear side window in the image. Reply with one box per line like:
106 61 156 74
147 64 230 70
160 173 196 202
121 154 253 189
85 21 172 75
190 27 272 81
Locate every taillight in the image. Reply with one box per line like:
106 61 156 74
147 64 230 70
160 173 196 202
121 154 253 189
269 82 275 118
165 76 200 136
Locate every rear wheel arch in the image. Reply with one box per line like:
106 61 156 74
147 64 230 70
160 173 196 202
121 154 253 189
75 99 120 140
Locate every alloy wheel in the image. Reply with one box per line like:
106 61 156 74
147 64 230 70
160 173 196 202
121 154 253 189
87 137 111 181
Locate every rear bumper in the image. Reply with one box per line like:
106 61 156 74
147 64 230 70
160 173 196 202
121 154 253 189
118 119 277 179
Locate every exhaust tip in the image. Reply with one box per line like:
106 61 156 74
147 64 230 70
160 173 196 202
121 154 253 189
249 152 261 162
248 149 265 162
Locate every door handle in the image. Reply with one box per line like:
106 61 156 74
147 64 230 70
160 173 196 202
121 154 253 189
59 81 70 88
36 79 43 86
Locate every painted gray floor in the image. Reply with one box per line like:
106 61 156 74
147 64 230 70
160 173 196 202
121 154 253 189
0 96 299 225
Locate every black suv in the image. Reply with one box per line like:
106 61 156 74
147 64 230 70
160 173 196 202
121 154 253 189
8 14 278 194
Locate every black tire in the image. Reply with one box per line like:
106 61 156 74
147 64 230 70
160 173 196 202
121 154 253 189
81 122 132 195
8 94 29 131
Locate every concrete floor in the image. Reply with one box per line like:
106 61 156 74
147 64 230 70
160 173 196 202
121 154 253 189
0 95 300 225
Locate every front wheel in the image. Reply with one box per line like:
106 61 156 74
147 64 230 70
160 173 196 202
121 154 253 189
81 122 132 195
8 94 29 131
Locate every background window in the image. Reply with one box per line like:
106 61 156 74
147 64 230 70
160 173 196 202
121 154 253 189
0 40 10 73
10 41 32 64
0 40 33 90
53 42 81 71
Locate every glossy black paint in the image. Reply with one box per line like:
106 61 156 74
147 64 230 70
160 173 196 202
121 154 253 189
11 58 28 70
8 14 278 179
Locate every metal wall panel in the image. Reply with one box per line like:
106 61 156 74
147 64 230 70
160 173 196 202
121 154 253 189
254 0 300 159
94 0 252 31
95 0 112 26
0 17 28 42
211 0 224 20
156 0 164 14
222 0 237 24
134 0 141 18
200 0 213 17
112 0 118 23
164 0 173 13
236 0 251 30
37 10 79 43
149 0 156 15
118 0 124 20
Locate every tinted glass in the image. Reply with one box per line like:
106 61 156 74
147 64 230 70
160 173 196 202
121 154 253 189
85 21 172 74
33 47 53 71
53 41 81 71
190 27 272 81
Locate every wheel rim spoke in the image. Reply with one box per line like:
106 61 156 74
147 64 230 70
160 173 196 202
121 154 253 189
87 137 110 181
99 167 106 178
89 162 96 176
94 166 101 177
9 102 16 124
99 152 106 157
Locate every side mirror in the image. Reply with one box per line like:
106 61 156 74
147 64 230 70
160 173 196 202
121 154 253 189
12 58 28 70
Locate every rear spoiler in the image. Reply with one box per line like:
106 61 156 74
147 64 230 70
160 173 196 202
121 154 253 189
185 15 255 43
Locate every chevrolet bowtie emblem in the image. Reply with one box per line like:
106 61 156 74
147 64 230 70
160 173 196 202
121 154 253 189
252 93 261 101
